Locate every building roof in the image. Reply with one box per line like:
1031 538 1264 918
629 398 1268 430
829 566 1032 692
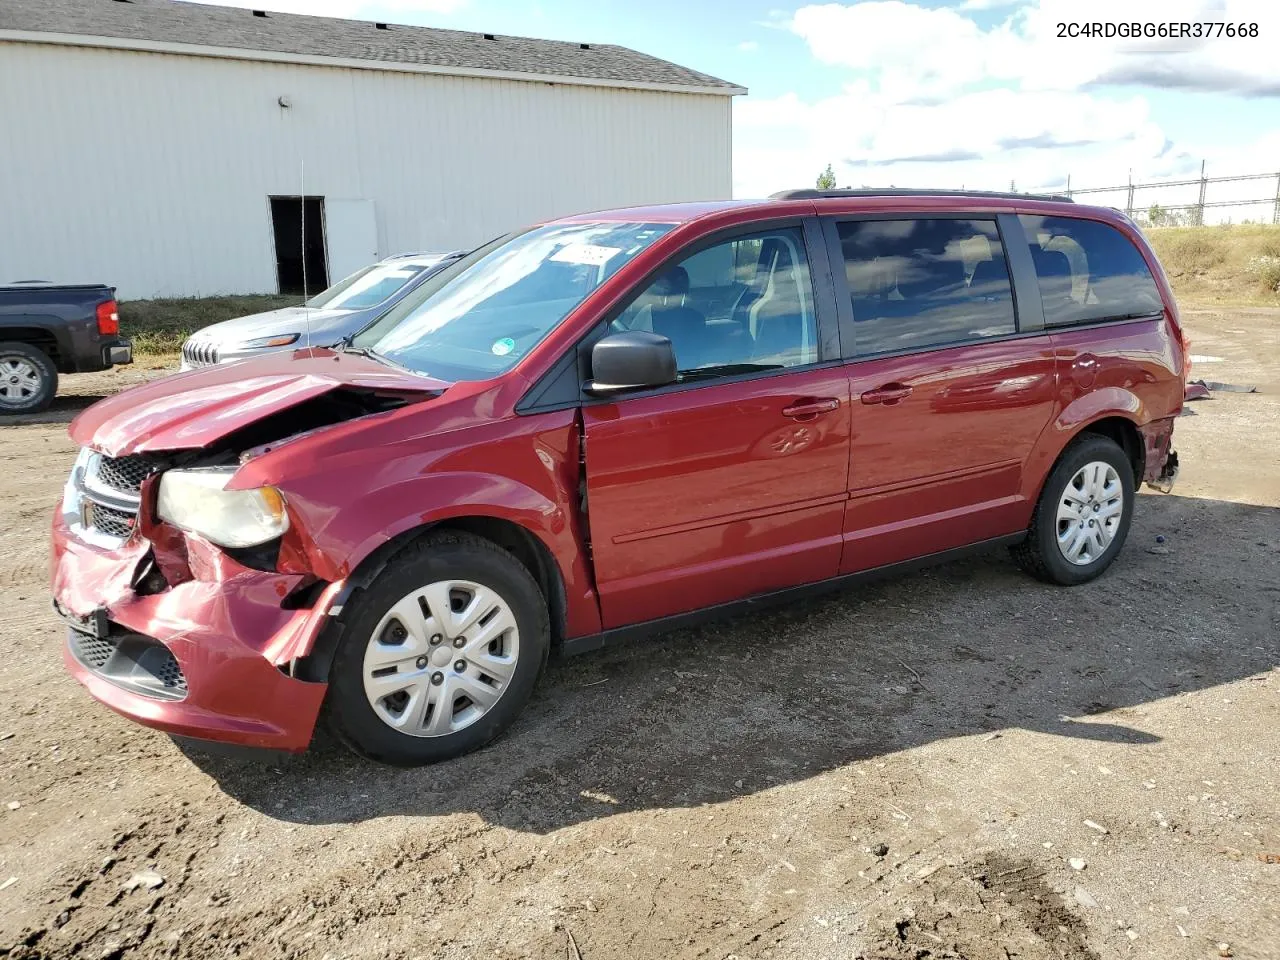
0 0 744 96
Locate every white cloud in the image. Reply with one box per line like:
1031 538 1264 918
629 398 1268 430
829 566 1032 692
733 0 1280 209
737 40 760 52
735 85 1165 195
790 0 1280 100
958 0 1026 9
179 0 468 17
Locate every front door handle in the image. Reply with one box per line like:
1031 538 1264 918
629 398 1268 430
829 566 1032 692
860 383 913 405
782 397 840 420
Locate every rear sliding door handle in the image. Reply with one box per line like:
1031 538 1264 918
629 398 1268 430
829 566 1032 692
860 383 913 405
782 398 840 420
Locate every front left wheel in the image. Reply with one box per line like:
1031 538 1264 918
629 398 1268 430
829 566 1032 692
325 531 549 765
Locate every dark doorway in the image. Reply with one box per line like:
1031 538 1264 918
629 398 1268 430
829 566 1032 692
269 196 328 295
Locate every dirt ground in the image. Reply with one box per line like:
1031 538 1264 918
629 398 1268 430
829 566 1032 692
1 311 1277 960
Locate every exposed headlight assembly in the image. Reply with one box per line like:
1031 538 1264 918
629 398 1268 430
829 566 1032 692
156 468 289 548
241 333 301 349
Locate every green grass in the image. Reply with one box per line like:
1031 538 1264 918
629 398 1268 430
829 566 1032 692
1145 223 1280 306
121 295 302 356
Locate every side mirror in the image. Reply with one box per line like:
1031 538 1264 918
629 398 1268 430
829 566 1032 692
585 331 677 395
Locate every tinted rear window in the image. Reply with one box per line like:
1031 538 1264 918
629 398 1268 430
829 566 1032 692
836 218 1017 356
1018 215 1163 326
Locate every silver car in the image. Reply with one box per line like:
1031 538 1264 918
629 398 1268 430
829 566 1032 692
179 251 464 369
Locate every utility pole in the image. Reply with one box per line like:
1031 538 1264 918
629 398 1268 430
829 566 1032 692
1195 160 1207 226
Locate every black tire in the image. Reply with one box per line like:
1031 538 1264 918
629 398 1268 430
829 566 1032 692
325 531 549 765
1011 434 1135 586
0 341 57 414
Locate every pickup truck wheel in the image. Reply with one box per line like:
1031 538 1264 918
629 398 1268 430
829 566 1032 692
1011 435 1134 586
325 531 549 765
0 342 57 414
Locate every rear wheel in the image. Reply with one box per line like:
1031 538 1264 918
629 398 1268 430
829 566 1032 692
325 531 549 765
0 342 57 414
1011 434 1135 585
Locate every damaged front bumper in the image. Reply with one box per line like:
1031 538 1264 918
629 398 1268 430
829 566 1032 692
52 516 341 751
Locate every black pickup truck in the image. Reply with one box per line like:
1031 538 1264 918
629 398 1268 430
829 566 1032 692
0 282 133 414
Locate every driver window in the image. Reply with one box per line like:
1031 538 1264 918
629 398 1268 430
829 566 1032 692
612 227 818 378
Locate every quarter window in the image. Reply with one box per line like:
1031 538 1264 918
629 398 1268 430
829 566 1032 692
1019 215 1163 326
612 227 818 379
835 219 1017 357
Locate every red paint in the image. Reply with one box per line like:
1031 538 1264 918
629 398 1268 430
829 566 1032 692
69 348 446 457
841 336 1059 572
52 195 1185 752
582 367 850 626
53 515 331 749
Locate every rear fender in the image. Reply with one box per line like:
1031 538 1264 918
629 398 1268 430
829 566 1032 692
1021 387 1144 504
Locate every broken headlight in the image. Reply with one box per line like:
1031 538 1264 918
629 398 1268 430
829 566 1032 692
156 468 289 548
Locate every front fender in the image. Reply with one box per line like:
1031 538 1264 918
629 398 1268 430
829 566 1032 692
297 471 571 581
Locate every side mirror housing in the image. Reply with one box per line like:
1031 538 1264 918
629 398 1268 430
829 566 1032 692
585 331 677 395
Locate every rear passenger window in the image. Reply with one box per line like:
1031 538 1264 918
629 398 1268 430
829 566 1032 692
836 219 1017 357
612 227 818 379
1019 215 1163 326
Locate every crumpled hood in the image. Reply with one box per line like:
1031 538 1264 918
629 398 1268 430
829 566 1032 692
186 306 358 347
71 349 449 456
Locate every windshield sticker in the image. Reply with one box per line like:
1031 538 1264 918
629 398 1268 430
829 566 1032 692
550 243 622 266
491 337 516 357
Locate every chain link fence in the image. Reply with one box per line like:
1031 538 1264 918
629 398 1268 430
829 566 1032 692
1058 164 1280 226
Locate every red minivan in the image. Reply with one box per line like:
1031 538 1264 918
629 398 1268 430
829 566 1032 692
52 190 1186 765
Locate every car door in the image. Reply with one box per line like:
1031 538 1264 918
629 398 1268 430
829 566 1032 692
826 213 1058 573
580 220 851 628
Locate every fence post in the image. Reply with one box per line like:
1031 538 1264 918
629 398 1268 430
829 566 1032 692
1194 160 1207 226
1065 174 1071 198
1273 170 1280 225
1125 171 1134 218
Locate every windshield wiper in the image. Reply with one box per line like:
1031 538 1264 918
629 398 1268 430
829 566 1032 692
678 363 784 382
341 344 418 375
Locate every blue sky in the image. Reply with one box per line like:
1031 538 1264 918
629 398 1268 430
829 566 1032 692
195 0 1280 216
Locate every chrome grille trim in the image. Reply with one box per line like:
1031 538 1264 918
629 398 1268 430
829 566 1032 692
64 450 164 548
181 339 219 367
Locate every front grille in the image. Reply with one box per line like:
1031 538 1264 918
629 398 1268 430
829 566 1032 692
85 502 136 540
95 455 159 496
182 340 219 367
73 632 116 669
73 453 162 544
68 629 188 699
153 655 187 691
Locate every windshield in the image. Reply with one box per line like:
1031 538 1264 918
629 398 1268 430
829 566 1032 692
351 221 674 381
306 261 437 310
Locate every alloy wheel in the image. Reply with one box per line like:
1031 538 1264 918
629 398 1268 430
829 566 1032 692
0 357 41 407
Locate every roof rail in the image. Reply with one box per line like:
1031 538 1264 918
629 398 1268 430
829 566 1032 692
769 187 1074 203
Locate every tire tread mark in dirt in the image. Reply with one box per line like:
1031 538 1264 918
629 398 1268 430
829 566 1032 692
856 854 1100 960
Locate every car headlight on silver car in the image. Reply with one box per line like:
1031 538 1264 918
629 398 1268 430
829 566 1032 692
240 333 300 350
156 468 289 548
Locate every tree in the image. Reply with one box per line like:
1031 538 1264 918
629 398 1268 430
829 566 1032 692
1147 202 1168 227
816 164 837 190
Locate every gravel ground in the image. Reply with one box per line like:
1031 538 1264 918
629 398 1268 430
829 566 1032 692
1 310 1276 960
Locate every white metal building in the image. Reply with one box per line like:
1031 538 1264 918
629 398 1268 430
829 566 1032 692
0 0 742 299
